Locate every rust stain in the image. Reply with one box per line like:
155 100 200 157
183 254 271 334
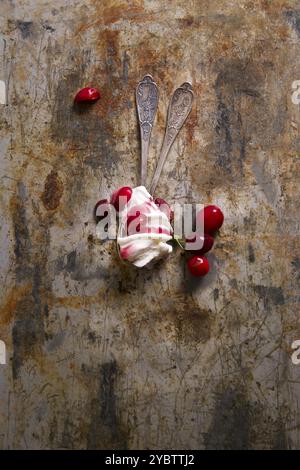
185 107 198 148
41 170 64 210
95 29 123 115
101 4 147 26
54 295 87 310
156 293 212 345
177 16 197 28
75 3 157 35
0 284 32 326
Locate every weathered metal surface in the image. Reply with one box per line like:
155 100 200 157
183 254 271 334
0 0 300 450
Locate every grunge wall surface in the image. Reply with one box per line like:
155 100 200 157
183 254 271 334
0 0 300 449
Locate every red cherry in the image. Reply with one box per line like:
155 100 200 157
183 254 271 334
127 210 142 234
154 197 174 221
74 87 101 103
185 233 214 254
94 198 109 222
127 210 141 227
198 205 224 234
187 256 210 277
111 186 132 212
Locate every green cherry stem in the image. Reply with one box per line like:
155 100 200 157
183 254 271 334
174 235 186 251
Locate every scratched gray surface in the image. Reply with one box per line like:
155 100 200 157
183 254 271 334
0 0 300 449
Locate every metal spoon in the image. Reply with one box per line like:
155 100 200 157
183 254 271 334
150 82 193 195
136 74 159 186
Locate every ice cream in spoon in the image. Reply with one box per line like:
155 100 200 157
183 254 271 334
116 186 173 268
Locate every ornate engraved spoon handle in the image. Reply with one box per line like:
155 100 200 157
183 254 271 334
150 82 193 195
136 75 159 186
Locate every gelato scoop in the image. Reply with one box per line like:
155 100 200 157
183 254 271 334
117 186 173 267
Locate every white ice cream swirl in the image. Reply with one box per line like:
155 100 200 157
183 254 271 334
117 186 173 267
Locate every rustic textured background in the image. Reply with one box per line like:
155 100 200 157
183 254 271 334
1 0 300 450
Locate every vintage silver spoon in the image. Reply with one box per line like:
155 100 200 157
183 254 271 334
150 82 194 195
136 74 159 186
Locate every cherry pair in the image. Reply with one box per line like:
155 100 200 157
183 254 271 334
186 205 224 277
